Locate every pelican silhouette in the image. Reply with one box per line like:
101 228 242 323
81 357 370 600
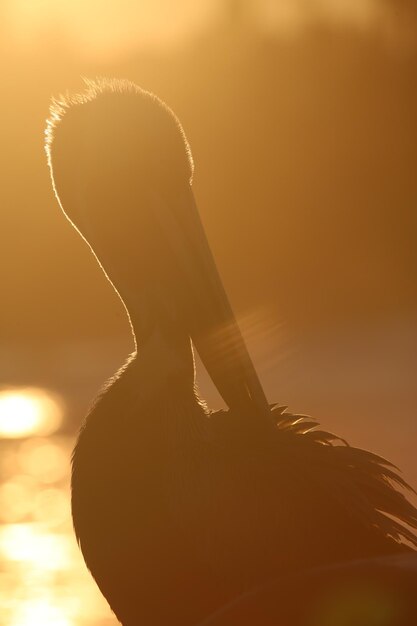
45 78 417 626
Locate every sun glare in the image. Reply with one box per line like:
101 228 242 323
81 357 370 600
0 389 63 439
0 523 72 570
10 599 73 626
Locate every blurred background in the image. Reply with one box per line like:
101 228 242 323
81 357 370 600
0 1 416 624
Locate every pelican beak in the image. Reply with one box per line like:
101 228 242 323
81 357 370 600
152 185 271 425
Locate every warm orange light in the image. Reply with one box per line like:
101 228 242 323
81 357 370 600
0 388 63 439
0 524 72 570
18 438 68 483
4 0 222 59
8 599 73 626
0 476 37 523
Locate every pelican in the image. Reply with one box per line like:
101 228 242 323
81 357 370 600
45 78 417 625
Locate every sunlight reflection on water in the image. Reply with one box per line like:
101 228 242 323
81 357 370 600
0 389 63 439
0 388 116 626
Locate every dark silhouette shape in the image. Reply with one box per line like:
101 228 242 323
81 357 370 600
45 78 417 625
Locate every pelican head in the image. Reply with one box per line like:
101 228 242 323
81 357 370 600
46 77 269 421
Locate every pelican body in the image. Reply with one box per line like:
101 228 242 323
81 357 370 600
46 79 417 626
